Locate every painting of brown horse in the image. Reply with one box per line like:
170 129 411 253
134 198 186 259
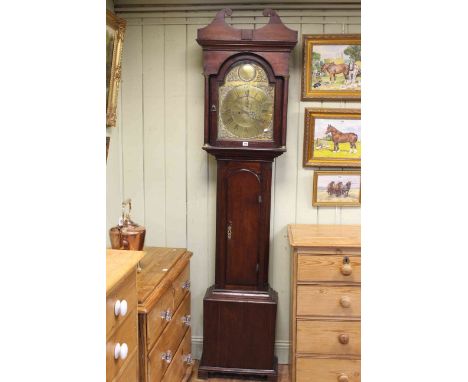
325 124 358 153
321 62 350 82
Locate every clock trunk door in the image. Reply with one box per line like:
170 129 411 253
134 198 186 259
225 169 261 289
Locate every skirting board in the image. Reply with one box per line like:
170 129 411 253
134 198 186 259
191 336 290 364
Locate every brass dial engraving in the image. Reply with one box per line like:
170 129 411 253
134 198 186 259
218 62 274 141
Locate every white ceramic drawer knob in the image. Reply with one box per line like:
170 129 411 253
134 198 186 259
338 374 349 382
119 343 128 360
114 300 121 316
114 343 128 360
119 300 128 316
340 296 351 308
114 300 128 317
114 343 121 359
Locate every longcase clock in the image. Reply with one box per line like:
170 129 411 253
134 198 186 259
196 9 297 381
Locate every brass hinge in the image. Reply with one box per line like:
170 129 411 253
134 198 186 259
258 195 262 203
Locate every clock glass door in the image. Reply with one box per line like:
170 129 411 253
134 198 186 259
225 168 261 288
218 61 274 141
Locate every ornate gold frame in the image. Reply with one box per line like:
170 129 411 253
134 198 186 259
302 34 361 101
313 170 361 207
106 10 126 127
304 108 361 167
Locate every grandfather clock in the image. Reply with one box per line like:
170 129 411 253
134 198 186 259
197 9 297 381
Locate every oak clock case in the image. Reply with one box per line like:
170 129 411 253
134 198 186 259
197 8 297 382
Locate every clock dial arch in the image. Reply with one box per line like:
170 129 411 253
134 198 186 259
209 53 285 149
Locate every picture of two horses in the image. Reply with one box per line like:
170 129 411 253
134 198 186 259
313 172 361 206
327 181 352 197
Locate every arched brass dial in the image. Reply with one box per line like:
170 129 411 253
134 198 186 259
218 62 274 141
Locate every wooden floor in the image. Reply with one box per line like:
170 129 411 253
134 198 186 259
190 361 290 382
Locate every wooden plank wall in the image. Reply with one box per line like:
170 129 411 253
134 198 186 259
106 8 360 363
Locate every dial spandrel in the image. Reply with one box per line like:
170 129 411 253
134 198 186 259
218 62 274 141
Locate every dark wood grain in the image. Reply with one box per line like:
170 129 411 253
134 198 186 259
198 287 278 379
215 161 272 290
197 8 297 151
191 362 290 382
196 8 297 381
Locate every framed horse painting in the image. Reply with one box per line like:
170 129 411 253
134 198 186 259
304 108 361 167
313 170 361 207
302 34 361 100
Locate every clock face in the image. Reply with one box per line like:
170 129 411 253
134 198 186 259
218 62 274 141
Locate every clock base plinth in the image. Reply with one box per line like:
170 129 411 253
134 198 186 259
198 285 278 381
198 357 278 381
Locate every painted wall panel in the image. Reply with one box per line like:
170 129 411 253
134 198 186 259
142 23 166 246
186 18 212 340
121 25 145 225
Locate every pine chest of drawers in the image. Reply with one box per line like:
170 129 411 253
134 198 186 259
107 249 145 382
137 247 193 382
288 225 361 382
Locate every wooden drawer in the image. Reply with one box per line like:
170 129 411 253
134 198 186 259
112 350 138 382
297 320 360 356
298 254 361 283
173 264 190 310
147 286 174 349
296 358 360 382
148 292 191 381
106 309 138 381
107 271 137 339
162 327 193 382
297 285 360 317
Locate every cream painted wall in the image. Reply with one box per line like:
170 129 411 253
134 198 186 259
106 7 360 362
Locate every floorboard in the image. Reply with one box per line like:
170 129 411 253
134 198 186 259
189 361 290 382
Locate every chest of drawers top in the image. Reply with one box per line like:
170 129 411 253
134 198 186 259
137 247 192 313
288 224 360 252
107 249 145 294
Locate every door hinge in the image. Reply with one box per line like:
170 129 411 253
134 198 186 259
258 195 262 203
256 263 259 273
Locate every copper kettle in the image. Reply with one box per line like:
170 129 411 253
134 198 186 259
109 199 146 250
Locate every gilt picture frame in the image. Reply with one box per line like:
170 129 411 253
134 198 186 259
302 34 361 100
106 10 126 127
304 108 361 167
313 170 361 207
